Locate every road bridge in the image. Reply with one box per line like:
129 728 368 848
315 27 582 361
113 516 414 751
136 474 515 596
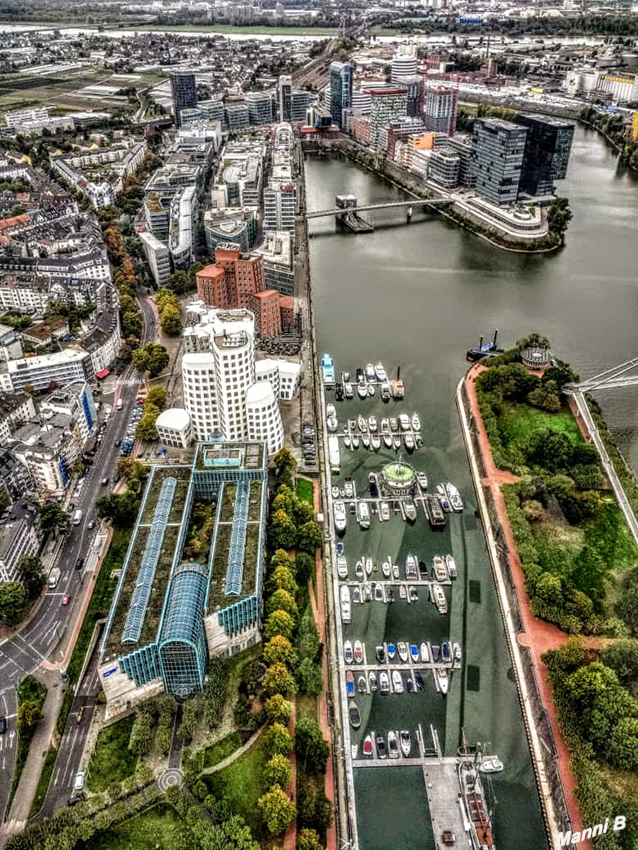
306 198 452 219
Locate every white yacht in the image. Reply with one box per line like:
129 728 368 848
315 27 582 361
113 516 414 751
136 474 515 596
365 363 375 380
375 362 387 381
337 555 348 579
357 502 370 529
399 413 410 431
380 502 390 522
340 585 351 623
333 501 347 533
411 412 421 431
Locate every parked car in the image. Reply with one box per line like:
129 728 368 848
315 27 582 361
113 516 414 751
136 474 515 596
0 717 7 734
88 520 95 530
101 478 108 486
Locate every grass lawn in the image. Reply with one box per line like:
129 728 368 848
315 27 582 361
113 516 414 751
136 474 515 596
87 715 137 792
498 402 583 452
30 745 57 817
136 23 338 34
202 731 242 770
9 676 48 807
296 477 314 506
92 804 184 850
57 529 128 736
203 732 269 837
296 693 318 722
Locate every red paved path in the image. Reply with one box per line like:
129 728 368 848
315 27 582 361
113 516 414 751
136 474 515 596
465 365 590 849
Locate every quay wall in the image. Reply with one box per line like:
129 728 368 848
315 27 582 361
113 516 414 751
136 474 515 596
456 378 570 850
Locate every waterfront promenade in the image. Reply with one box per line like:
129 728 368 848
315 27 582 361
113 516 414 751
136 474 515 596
459 364 589 850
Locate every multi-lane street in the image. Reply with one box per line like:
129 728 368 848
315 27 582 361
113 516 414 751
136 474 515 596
0 294 156 825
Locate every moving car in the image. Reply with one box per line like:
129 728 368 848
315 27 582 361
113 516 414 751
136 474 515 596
61 594 71 606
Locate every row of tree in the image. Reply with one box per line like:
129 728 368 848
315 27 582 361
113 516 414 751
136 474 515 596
155 287 183 336
0 555 46 628
135 383 167 443
96 459 149 528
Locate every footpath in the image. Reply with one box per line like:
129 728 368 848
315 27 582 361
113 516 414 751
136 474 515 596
463 365 588 849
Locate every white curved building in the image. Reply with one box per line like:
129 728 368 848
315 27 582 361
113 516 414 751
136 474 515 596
182 353 219 441
391 44 418 83
255 358 280 398
211 313 255 443
246 382 284 455
156 408 192 449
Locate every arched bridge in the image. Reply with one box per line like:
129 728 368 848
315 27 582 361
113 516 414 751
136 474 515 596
305 198 453 219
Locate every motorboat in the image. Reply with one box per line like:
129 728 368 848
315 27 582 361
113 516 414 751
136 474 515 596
375 362 387 382
362 434 371 449
446 554 457 579
387 642 396 661
353 586 362 604
397 642 409 663
414 670 425 691
410 644 420 663
365 363 375 381
355 559 364 579
409 586 418 602
432 584 448 614
404 432 415 452
420 642 430 663
386 586 395 603
327 416 338 433
437 484 453 512
380 382 392 401
426 494 446 528
405 554 418 579
419 560 428 578
381 558 391 578
336 383 344 402
399 413 410 431
393 436 401 450
375 645 385 664
356 368 364 384
357 502 370 529
344 382 353 399
369 473 379 497
352 434 360 449
411 413 421 431
344 641 353 664
326 403 337 419
368 416 378 432
367 383 375 397
446 482 464 512
438 669 449 695
404 500 417 523
344 479 354 498
388 730 399 759
453 642 462 663
441 641 452 664
392 563 400 580
406 677 414 694
389 417 399 432
362 734 373 757
331 485 340 499
416 471 428 491
344 435 351 449
433 556 448 582
392 670 404 694
353 640 364 663
342 372 350 383
371 434 381 451
374 583 384 603
380 502 391 521
415 433 423 448
334 500 347 533
399 584 407 600
480 757 504 774
432 645 441 662
340 585 351 624
369 672 378 692
349 700 361 729
365 556 373 576
383 433 393 449
400 731 411 758
376 733 387 759
381 417 390 433
357 676 367 694
348 418 357 431
346 670 355 696
336 541 344 557
357 414 367 432
364 582 372 602
357 383 368 400
379 672 390 694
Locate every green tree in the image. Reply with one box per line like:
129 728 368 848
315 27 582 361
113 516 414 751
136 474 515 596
123 310 143 338
297 779 333 832
0 582 28 626
168 270 190 294
296 606 321 663
267 565 298 596
155 726 171 754
269 509 297 550
295 552 315 584
263 753 292 788
160 305 182 335
609 717 638 770
145 386 167 409
136 406 160 441
297 521 322 554
266 589 299 621
264 694 294 726
263 662 297 697
527 379 561 412
129 711 153 756
547 196 573 244
18 699 43 729
570 546 606 607
617 568 638 634
264 636 297 668
264 609 295 641
257 785 297 836
178 699 199 743
18 555 44 598
38 502 68 534
298 828 324 850
271 549 296 572
296 658 323 696
601 639 638 683
264 722 293 757
294 715 329 773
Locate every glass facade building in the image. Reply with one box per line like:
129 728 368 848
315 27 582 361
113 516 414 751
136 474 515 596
471 118 528 206
170 70 197 128
330 62 353 128
515 114 575 197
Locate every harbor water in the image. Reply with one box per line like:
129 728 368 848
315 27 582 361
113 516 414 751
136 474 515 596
305 123 638 850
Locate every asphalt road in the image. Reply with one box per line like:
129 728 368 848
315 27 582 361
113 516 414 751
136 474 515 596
0 291 157 825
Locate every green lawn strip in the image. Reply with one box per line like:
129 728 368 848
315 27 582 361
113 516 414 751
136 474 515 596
202 731 269 838
56 529 128 736
296 693 318 722
29 745 57 817
8 676 48 810
92 803 184 850
137 23 338 34
498 401 583 452
296 477 314 506
201 731 242 770
87 716 137 792
588 399 638 518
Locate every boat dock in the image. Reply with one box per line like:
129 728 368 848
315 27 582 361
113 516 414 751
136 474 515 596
338 495 442 524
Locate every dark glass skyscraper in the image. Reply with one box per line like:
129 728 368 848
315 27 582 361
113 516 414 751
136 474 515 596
471 117 528 206
330 62 353 127
170 70 197 128
516 114 575 197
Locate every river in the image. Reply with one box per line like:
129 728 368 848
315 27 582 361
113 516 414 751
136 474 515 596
304 124 638 850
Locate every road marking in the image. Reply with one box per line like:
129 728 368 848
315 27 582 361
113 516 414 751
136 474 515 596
14 634 49 665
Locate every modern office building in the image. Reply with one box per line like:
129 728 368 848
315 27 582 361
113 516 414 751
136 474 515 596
170 69 198 127
515 114 575 197
225 102 250 133
448 134 476 187
290 90 312 122
196 246 265 311
5 348 92 392
423 84 458 137
245 382 284 454
246 91 275 125
204 207 258 255
278 75 292 121
263 182 296 231
99 443 268 712
397 75 424 118
471 118 528 206
428 147 461 188
253 231 294 295
139 231 172 286
391 44 418 83
0 502 40 584
156 408 192 449
367 87 408 150
330 62 353 128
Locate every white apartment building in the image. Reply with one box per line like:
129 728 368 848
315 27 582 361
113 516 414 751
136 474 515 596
246 382 284 455
39 380 97 446
0 281 48 314
263 183 296 232
0 505 41 584
0 394 37 447
6 348 92 392
140 231 172 286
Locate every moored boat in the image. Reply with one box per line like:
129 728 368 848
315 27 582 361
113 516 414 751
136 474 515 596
344 479 354 498
346 670 354 695
348 699 361 728
388 730 399 759
353 640 363 663
446 482 464 511
380 382 391 401
392 562 400 580
397 641 409 662
362 734 373 757
415 670 425 691
393 436 401 450
369 672 378 692
344 641 353 664
365 363 375 381
381 558 391 578
404 500 417 523
380 501 390 521
368 416 378 432
344 434 351 449
416 471 428 491
390 417 399 432
337 555 348 579
344 382 353 399
399 584 407 600
425 494 446 528
480 756 504 774
405 554 418 579
432 583 448 614
367 383 375 397
420 642 430 663
362 434 371 449
357 414 367 432
458 759 496 848
375 362 387 381
400 730 411 758
453 642 462 663
438 669 449 695
376 733 387 759
437 483 453 512
441 641 452 663
411 412 421 431
373 583 384 603
446 554 457 578
340 585 351 624
404 431 415 452
357 383 368 399
410 644 419 663
333 500 347 533
432 644 440 662
386 642 396 661
353 586 361 604
371 434 381 451
357 675 367 694
331 485 339 499
352 434 360 449
357 502 370 529
409 586 418 602
399 413 410 431
376 645 386 664
379 672 390 694
433 555 448 582
392 670 404 693
355 558 364 579
383 433 393 449
365 556 373 576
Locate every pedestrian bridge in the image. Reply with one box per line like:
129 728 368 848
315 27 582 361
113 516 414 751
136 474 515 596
305 197 453 219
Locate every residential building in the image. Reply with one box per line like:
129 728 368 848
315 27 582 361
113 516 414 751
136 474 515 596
0 394 37 447
367 88 408 150
330 62 353 128
278 75 292 121
170 69 197 127
428 147 461 188
39 380 96 446
0 448 32 502
397 75 424 118
253 231 294 295
4 348 92 392
250 289 282 339
423 84 458 137
0 502 41 584
140 231 172 286
471 118 528 206
391 43 418 84
10 417 82 493
515 114 575 197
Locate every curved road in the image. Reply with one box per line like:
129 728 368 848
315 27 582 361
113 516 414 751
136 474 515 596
0 293 157 826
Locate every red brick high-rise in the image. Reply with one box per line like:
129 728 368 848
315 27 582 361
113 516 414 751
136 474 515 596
196 264 228 308
196 246 265 311
250 290 282 339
